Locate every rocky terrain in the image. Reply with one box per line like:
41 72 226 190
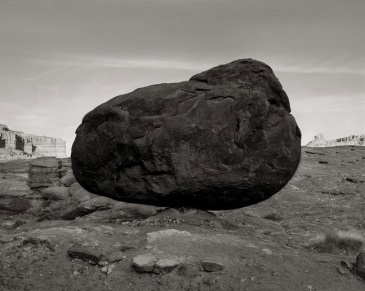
0 124 67 159
0 146 364 290
307 133 365 147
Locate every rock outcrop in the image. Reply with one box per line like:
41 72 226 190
306 133 365 147
71 58 301 210
0 124 67 159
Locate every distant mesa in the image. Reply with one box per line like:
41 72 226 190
306 133 365 147
72 58 301 210
0 123 67 160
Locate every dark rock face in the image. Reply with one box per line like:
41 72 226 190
72 59 301 210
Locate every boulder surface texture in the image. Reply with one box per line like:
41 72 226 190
72 59 301 210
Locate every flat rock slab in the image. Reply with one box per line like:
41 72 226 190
72 58 301 210
67 246 103 265
29 158 59 168
132 254 158 272
154 258 181 274
201 260 225 272
106 251 126 263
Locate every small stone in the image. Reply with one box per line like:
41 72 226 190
98 261 108 267
337 267 348 276
262 248 273 255
67 246 102 265
107 267 113 275
100 267 112 275
341 260 354 271
356 250 365 280
132 254 158 272
72 271 79 276
201 260 225 272
154 258 181 274
203 275 215 285
106 251 126 263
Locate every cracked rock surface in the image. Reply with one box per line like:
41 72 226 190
71 58 301 209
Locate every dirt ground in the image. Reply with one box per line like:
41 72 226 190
0 146 364 291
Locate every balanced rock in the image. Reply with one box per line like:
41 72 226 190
72 59 301 210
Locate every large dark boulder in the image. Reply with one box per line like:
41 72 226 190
71 59 301 210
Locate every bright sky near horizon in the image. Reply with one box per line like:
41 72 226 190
0 0 364 156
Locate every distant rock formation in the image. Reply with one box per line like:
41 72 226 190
0 124 67 159
306 133 365 147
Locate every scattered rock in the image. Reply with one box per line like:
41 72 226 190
59 172 76 187
61 203 86 220
201 260 225 272
41 186 70 200
177 262 200 278
21 236 54 250
98 261 108 267
203 275 216 285
68 182 83 196
340 260 354 271
72 58 301 210
356 250 365 280
132 254 158 273
101 265 113 275
337 267 349 276
345 177 359 183
262 248 273 255
120 243 138 252
106 251 126 263
154 258 181 274
67 246 102 265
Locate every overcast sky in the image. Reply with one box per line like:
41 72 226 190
0 0 364 156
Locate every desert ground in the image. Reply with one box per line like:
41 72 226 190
0 146 364 291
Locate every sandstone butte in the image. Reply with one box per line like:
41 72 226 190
306 133 365 147
71 59 302 210
0 124 67 159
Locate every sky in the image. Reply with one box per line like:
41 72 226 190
0 0 364 156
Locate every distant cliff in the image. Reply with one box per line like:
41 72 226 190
306 133 365 147
0 124 67 159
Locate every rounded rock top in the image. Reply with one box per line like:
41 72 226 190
71 58 301 210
